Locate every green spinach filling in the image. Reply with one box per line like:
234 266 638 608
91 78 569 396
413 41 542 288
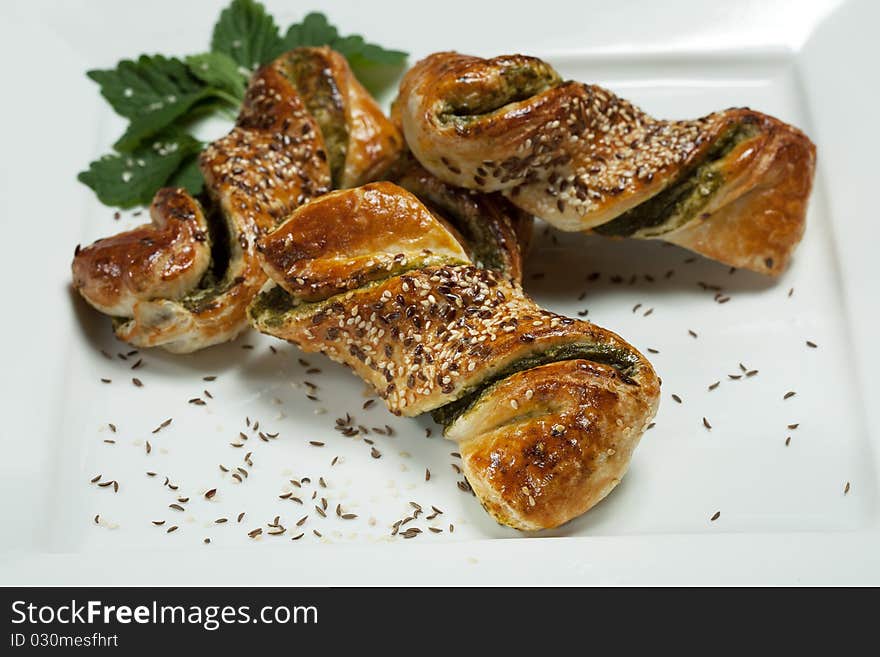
595 124 759 238
179 205 237 313
440 63 560 125
281 51 348 185
430 341 641 427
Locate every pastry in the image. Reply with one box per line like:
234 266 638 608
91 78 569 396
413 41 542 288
249 182 660 529
394 52 817 275
72 48 401 352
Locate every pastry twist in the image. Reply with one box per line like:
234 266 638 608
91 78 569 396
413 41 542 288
249 182 659 530
72 47 401 352
394 52 817 275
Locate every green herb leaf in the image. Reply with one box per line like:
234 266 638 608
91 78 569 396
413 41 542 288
78 134 203 208
281 12 339 48
283 12 408 70
86 55 205 118
113 91 215 152
87 55 215 151
211 0 285 71
331 36 408 68
186 52 248 103
168 154 205 196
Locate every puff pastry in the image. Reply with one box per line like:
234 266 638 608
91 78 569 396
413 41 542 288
394 52 817 275
249 182 659 530
72 48 401 352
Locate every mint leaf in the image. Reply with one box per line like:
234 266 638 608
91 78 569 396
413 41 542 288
331 36 407 68
281 12 407 95
281 12 339 48
283 12 408 69
168 154 205 196
86 55 205 118
186 52 247 103
78 134 203 208
211 0 284 71
87 55 217 152
113 90 215 152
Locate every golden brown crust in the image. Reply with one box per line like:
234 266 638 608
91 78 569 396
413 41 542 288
277 47 403 188
72 188 211 317
113 56 332 352
255 181 469 302
251 264 646 417
389 151 532 281
662 110 814 275
452 359 659 530
395 51 816 275
248 185 659 530
71 48 403 352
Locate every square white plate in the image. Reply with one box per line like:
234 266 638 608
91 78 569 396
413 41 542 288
1 0 878 584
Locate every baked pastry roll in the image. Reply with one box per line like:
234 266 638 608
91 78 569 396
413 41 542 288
394 52 817 275
72 48 401 352
250 182 659 530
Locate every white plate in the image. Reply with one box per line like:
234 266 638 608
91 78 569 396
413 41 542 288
1 0 878 585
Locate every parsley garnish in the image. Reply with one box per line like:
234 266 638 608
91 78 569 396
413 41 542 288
79 0 407 209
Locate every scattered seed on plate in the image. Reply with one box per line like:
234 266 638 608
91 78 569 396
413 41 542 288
166 526 178 533
844 482 851 495
708 381 720 391
710 511 721 521
132 378 143 387
785 436 791 446
703 417 712 430
204 488 217 500
788 423 799 430
784 391 796 400
151 418 172 434
806 341 818 348
672 394 682 404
